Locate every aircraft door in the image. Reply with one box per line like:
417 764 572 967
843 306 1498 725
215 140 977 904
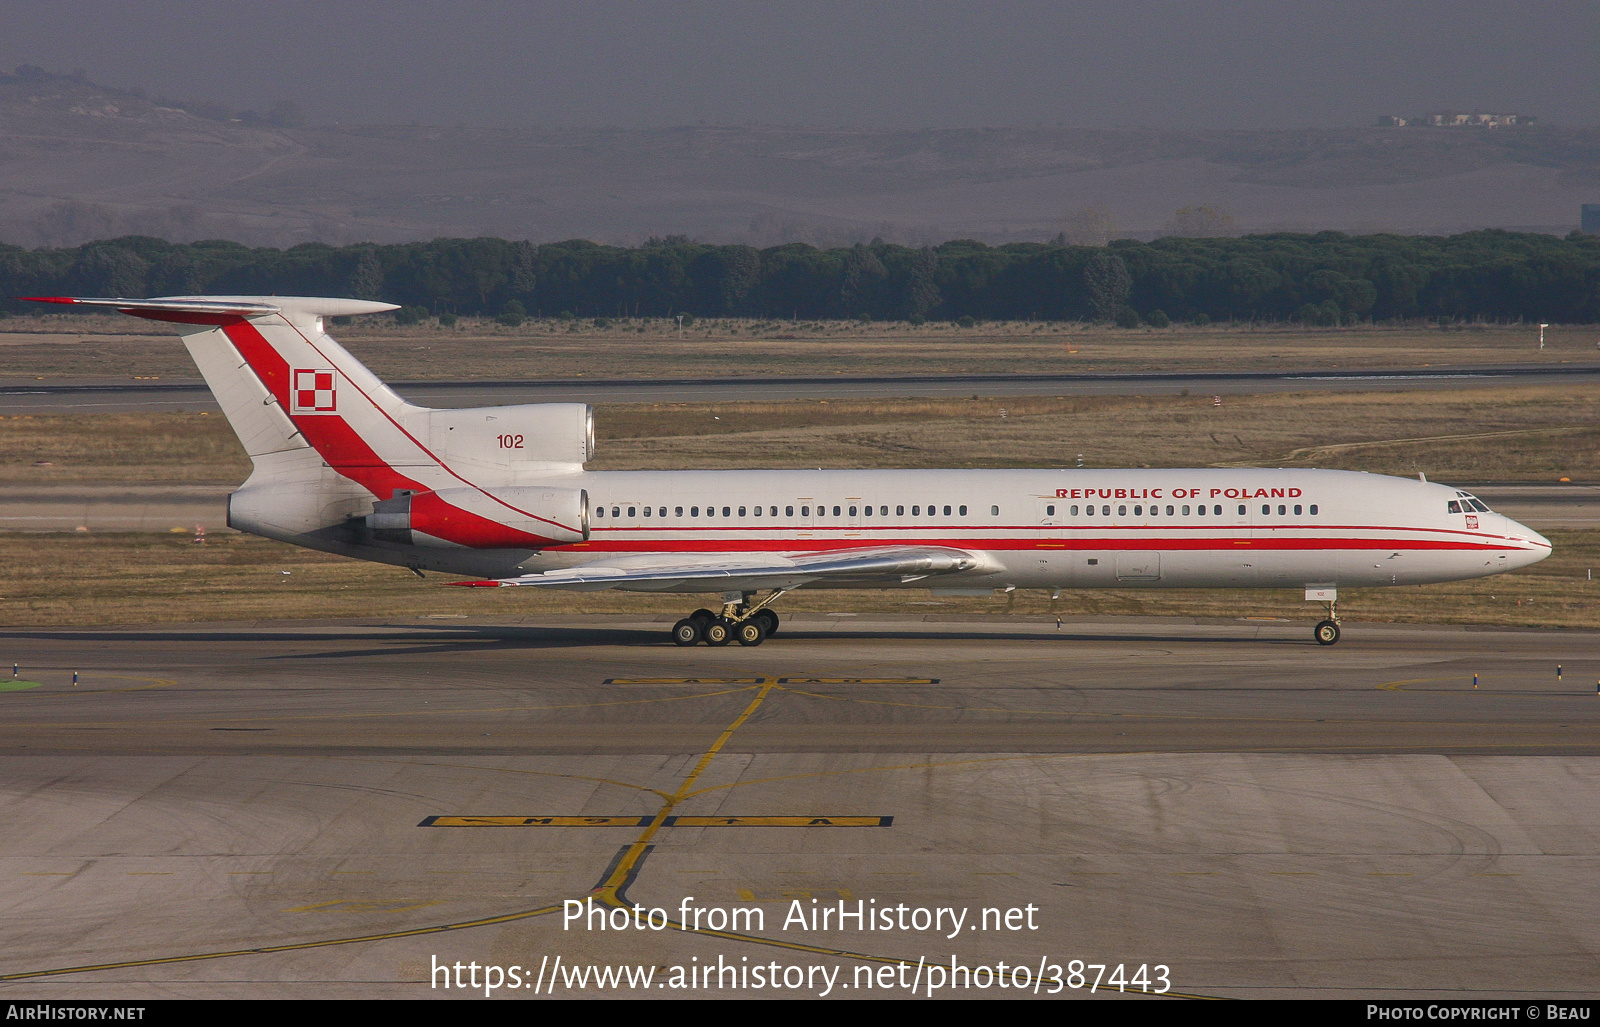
1036 499 1065 539
794 498 815 541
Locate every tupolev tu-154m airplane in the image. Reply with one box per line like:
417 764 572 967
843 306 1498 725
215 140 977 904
27 294 1552 647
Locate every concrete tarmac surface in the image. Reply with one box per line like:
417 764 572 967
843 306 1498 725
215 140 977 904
1 614 1597 1000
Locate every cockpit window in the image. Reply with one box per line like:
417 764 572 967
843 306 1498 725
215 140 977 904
1454 491 1492 514
1447 501 1462 514
1469 499 1489 513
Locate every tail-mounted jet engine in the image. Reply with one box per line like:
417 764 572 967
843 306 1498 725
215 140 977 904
367 487 589 548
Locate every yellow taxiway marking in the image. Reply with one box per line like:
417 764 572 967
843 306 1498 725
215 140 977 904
422 815 890 828
1374 676 1454 691
605 677 768 685
777 677 939 685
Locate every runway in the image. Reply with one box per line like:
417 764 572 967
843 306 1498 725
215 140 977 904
6 362 1600 413
1 615 1597 999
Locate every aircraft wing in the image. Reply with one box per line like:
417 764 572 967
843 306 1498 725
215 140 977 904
447 546 987 592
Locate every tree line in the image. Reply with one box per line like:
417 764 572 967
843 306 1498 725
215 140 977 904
3 229 1598 325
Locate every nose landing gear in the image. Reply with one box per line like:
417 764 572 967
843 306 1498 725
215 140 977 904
670 590 786 647
1314 598 1341 645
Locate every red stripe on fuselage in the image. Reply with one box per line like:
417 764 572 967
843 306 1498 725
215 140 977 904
558 534 1529 554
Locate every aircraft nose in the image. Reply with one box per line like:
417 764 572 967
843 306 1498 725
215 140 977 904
1502 516 1552 566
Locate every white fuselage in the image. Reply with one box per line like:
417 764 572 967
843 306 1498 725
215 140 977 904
314 466 1549 590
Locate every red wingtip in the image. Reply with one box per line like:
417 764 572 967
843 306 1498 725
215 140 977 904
20 296 77 305
445 579 505 588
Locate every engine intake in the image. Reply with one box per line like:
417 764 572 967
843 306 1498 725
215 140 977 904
367 486 588 548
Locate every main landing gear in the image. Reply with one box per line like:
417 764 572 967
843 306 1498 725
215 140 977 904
1314 598 1341 646
672 591 785 648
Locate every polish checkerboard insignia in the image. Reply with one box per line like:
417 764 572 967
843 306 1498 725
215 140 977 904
291 368 338 414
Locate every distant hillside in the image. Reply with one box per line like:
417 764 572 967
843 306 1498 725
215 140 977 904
1 68 1597 249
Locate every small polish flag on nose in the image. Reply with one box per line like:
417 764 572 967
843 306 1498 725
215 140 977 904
292 368 337 413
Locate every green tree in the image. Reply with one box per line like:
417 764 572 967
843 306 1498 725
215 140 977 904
1083 251 1132 321
497 299 526 327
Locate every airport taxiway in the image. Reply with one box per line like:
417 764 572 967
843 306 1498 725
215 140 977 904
1 615 1597 999
5 363 1600 413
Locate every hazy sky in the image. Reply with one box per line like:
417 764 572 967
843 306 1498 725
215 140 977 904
3 0 1595 129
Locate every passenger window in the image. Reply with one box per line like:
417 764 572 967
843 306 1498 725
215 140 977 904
862 506 870 517
833 505 841 516
611 506 619 517
1134 505 1142 516
1069 505 1078 515
1101 505 1110 516
753 506 761 517
1293 505 1301 515
1182 505 1190 515
849 506 857 516
1277 505 1285 515
943 505 952 515
1261 505 1269 515
990 505 999 515
801 506 810 516
1309 505 1318 515
595 507 605 519
1197 505 1206 516
738 506 746 517
1166 505 1174 515
896 505 904 516
1117 505 1126 516
880 506 888 515
770 506 778 516
959 505 967 515
1238 505 1247 515
785 506 793 516
722 506 730 517
642 507 651 517
691 507 699 517
675 506 683 517
624 507 634 517
1046 504 1055 516
912 506 920 515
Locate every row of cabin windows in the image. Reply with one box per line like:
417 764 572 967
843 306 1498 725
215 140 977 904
593 503 1004 520
1045 503 1320 518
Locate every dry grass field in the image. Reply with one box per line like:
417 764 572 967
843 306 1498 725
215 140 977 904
2 314 1597 383
2 385 1596 485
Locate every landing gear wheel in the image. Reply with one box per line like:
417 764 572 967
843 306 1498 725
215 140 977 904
690 608 716 625
1314 619 1341 646
754 609 779 637
671 618 702 647
734 620 766 647
703 619 732 647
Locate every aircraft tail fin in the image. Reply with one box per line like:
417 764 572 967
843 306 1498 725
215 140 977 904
22 296 427 495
